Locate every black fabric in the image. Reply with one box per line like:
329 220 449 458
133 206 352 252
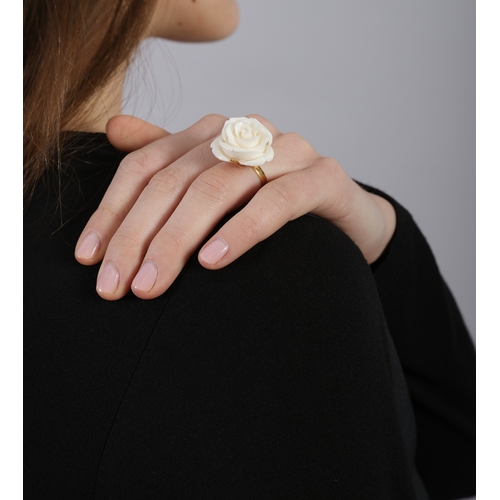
24 133 475 499
362 183 476 500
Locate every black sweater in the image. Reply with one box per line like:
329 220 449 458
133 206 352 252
24 133 475 499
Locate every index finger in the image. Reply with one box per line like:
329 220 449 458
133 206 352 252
75 114 227 265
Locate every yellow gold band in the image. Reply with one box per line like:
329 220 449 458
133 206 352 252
230 158 268 186
250 165 268 186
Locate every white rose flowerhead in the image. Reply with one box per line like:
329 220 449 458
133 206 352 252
210 117 274 167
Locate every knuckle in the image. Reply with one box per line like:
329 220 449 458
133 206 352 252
281 132 315 156
199 114 228 135
154 226 189 254
120 150 155 180
319 157 346 184
109 228 143 252
237 213 263 241
202 113 227 125
246 113 266 122
191 170 231 202
96 203 123 224
147 167 185 196
264 182 296 214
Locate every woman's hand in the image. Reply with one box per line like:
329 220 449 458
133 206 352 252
75 114 395 300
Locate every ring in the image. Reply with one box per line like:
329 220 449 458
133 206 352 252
210 117 274 187
230 158 268 186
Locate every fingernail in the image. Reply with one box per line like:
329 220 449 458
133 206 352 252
76 231 101 260
132 260 158 293
96 262 119 294
199 238 229 265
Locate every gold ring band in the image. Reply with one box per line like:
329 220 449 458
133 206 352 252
250 165 268 186
230 158 268 186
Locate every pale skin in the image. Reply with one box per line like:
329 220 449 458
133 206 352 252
74 0 396 300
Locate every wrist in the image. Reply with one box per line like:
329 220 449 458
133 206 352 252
364 193 396 264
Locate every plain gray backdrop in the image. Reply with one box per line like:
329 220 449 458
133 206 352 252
122 0 475 342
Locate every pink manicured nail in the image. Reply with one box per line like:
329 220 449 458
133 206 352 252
76 231 100 260
132 260 158 292
96 262 119 294
199 238 229 265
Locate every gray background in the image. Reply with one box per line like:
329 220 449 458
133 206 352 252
123 0 475 342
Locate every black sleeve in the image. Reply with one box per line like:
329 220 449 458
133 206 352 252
361 184 476 500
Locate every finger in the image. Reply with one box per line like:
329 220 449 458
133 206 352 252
197 159 354 269
126 131 319 300
75 114 227 267
106 115 170 152
94 140 224 299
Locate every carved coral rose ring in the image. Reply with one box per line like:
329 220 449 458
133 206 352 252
210 117 274 186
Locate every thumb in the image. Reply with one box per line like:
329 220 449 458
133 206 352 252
106 115 170 152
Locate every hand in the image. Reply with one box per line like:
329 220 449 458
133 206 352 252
75 114 396 300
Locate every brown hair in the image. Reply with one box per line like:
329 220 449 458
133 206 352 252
23 0 158 202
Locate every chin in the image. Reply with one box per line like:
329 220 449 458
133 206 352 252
149 0 240 43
